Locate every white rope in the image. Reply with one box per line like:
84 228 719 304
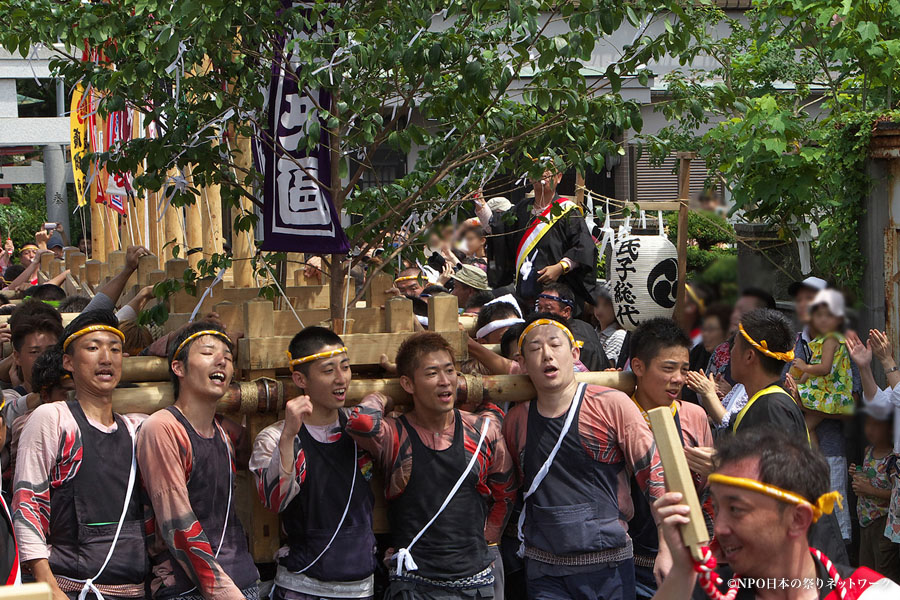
395 418 491 575
73 419 138 600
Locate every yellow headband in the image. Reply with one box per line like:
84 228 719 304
738 323 795 362
285 346 349 371
394 275 420 284
685 284 706 314
173 330 232 361
62 325 125 352
518 319 576 350
708 474 843 523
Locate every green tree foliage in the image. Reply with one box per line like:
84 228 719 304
1 0 700 315
644 0 900 293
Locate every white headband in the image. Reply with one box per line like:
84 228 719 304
484 294 523 318
476 317 525 340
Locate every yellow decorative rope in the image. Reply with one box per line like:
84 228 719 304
285 346 349 371
738 323 795 362
62 325 125 352
518 319 576 350
173 329 231 360
707 474 843 523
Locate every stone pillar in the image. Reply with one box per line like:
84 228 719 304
43 145 70 235
865 122 900 381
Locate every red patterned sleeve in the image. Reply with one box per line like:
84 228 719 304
345 394 401 477
137 410 244 600
249 421 307 512
466 412 517 544
578 387 665 503
12 403 76 562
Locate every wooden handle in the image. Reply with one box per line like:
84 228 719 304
647 406 709 562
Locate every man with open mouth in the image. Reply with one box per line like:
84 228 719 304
137 321 259 600
346 331 516 599
250 326 378 600
627 318 715 600
502 313 667 600
12 309 149 600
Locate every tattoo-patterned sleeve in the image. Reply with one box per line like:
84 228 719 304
578 386 665 503
137 411 244 600
500 402 529 486
465 412 517 544
12 403 76 562
345 394 400 476
249 421 307 512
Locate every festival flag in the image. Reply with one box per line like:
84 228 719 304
258 1 350 253
104 109 132 215
70 84 89 207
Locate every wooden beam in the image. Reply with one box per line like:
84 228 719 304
428 293 459 332
386 297 414 333
674 153 692 325
365 272 393 308
105 371 635 414
0 583 52 599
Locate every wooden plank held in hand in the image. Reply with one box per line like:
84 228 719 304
647 406 709 562
0 582 53 599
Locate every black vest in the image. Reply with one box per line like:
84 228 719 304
387 410 491 580
47 400 148 585
154 407 258 599
523 389 628 555
281 413 377 581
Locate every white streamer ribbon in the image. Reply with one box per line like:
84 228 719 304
189 268 227 322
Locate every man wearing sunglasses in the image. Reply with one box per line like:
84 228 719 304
534 282 609 371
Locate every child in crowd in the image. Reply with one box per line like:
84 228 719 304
794 289 855 444
851 413 897 578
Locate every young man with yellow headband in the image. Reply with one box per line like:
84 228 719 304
502 312 666 599
727 309 805 437
346 332 515 599
628 318 715 600
651 429 900 600
250 326 377 600
392 267 425 299
137 321 258 600
13 310 149 600
727 308 848 566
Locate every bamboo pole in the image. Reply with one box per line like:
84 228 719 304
231 133 255 288
184 180 203 271
90 194 107 263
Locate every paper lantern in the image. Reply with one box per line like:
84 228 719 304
611 234 678 331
